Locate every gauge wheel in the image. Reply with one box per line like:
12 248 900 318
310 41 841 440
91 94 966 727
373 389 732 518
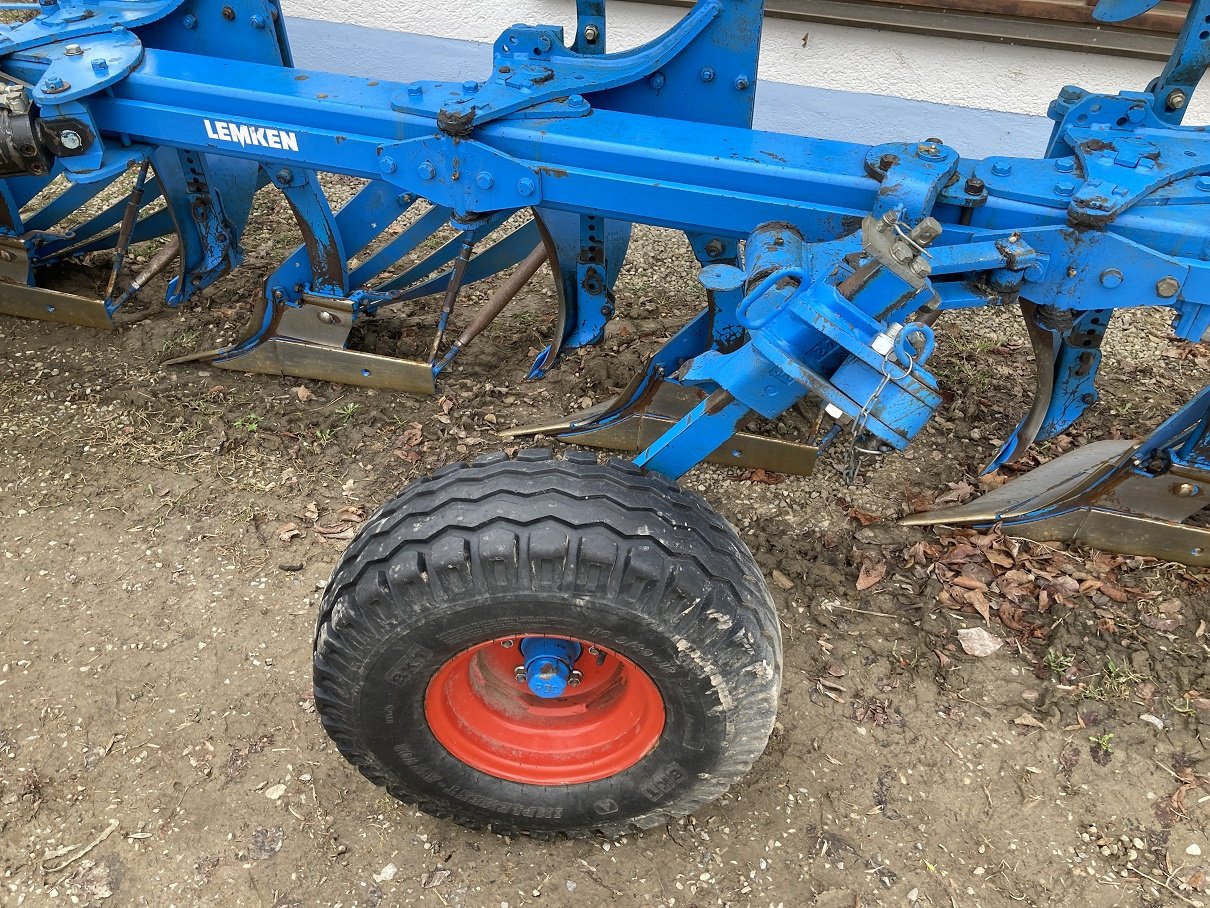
313 450 781 836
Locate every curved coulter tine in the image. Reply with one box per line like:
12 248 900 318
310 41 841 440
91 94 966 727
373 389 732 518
904 387 1210 567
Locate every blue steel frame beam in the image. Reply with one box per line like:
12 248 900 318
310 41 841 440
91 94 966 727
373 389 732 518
8 48 1203 260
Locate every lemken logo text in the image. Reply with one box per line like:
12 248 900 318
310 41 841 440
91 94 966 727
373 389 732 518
204 119 299 152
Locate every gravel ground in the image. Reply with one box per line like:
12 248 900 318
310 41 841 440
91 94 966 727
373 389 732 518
2 184 1210 908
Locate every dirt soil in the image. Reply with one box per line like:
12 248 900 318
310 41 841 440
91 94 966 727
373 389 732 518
3 185 1210 908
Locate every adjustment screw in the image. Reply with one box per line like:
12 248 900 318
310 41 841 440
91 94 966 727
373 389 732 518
734 74 750 91
1054 181 1074 197
1166 89 1188 112
64 43 83 56
91 57 108 74
476 171 495 190
1099 268 1124 289
649 72 665 90
916 142 943 161
1156 276 1181 298
516 177 536 196
417 160 435 180
700 66 715 82
991 161 1012 177
583 23 599 42
59 130 82 150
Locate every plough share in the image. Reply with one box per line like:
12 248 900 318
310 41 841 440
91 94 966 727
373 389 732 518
2 0 1208 835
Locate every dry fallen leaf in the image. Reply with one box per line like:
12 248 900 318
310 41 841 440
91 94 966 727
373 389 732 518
292 385 315 402
1014 713 1045 729
771 569 795 591
856 559 886 592
957 626 1004 657
277 522 303 543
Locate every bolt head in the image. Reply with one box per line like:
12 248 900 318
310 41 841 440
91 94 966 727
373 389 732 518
476 171 495 190
1166 90 1188 112
249 14 267 28
1156 276 1181 298
1054 181 1074 197
42 76 65 92
567 94 587 109
417 161 435 180
991 161 1012 177
1053 157 1075 174
461 79 480 93
90 57 108 73
500 638 514 648
1196 176 1210 193
516 177 536 197
379 156 397 174
649 72 665 90
59 130 82 150
318 310 338 324
1059 85 1083 102
64 42 83 56
1127 105 1146 123
700 66 715 82
407 82 423 97
1176 482 1201 497
734 75 750 91
181 13 197 28
583 23 599 42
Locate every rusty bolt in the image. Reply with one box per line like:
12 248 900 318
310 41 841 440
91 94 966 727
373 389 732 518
705 239 725 258
1156 276 1180 298
964 175 985 195
1166 90 1188 112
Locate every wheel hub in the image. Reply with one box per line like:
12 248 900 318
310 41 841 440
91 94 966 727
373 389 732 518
424 635 666 784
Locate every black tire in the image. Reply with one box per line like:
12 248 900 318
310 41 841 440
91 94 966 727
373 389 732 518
313 450 781 836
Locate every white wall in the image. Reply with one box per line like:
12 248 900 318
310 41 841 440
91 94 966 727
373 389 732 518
280 0 1208 122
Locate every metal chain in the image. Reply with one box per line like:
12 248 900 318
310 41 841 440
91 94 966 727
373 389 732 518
843 343 917 482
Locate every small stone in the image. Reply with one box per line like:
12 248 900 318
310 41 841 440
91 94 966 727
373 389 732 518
264 783 287 800
907 888 919 902
1188 844 1202 857
374 863 398 883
